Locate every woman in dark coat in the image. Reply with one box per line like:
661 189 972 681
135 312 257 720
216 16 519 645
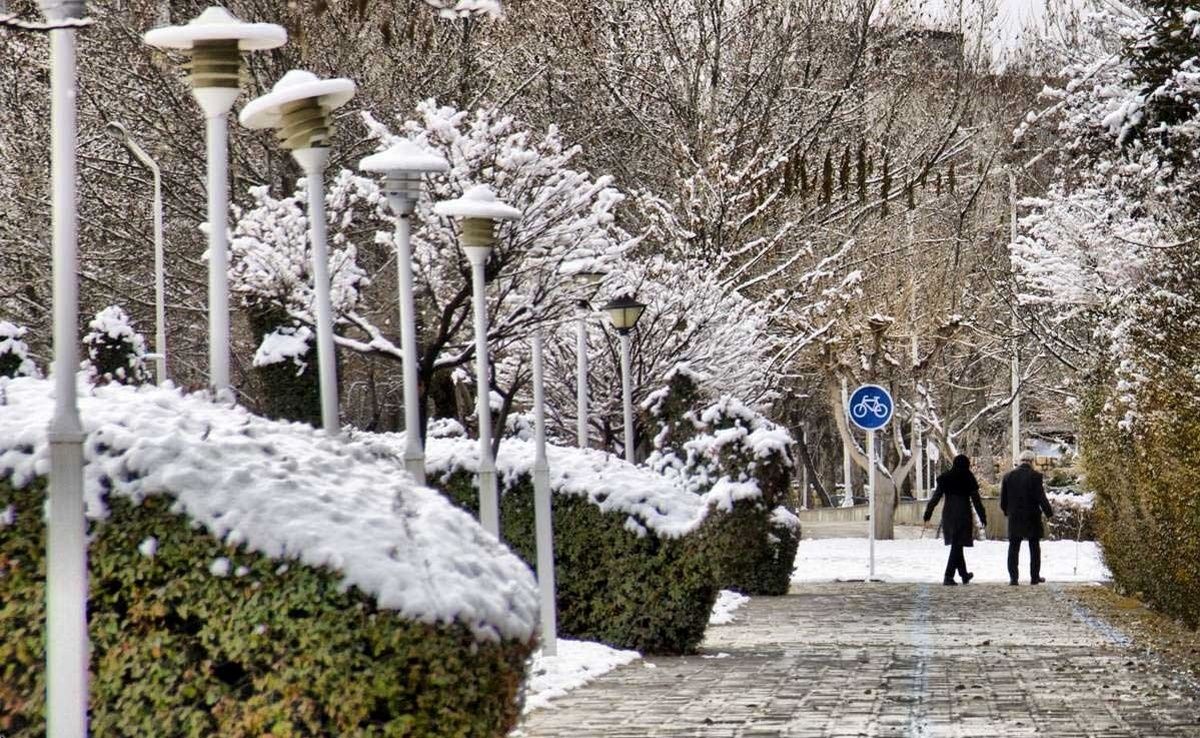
923 454 988 585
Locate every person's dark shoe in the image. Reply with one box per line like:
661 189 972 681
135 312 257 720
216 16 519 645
962 572 974 584
1031 577 1046 585
942 578 958 586
1009 580 1019 586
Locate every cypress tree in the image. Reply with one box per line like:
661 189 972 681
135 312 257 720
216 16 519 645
799 157 809 194
880 153 891 217
839 144 851 196
821 150 833 204
856 142 867 203
948 162 956 194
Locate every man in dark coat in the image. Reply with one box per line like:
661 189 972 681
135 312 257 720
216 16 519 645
923 454 988 586
1001 450 1054 585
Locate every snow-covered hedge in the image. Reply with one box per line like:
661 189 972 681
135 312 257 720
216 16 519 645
1046 490 1095 542
0 321 38 379
247 306 321 426
645 367 801 595
82 305 151 385
413 435 718 654
0 378 538 735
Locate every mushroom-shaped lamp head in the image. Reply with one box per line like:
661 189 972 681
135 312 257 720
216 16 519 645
144 7 285 113
359 140 449 213
240 70 356 152
433 185 521 250
603 294 647 334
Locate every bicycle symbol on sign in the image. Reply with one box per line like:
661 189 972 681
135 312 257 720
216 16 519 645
852 395 890 420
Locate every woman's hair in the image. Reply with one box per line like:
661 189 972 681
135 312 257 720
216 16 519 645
952 454 971 471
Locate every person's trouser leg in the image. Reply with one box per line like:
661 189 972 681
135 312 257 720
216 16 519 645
954 545 968 579
945 544 960 581
1007 538 1021 583
1029 537 1042 582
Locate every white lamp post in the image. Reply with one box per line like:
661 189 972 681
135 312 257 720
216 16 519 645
602 294 646 463
573 270 605 447
240 71 356 435
531 322 558 656
144 7 285 393
359 141 449 482
41 0 88 733
105 121 167 385
433 185 521 536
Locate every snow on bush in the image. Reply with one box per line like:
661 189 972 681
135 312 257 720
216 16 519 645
423 0 505 20
0 376 538 642
253 324 314 373
0 321 38 379
81 305 151 385
415 434 707 538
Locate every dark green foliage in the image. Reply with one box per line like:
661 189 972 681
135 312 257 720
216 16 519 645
879 153 891 217
247 308 322 427
429 470 716 655
948 162 956 193
1126 3 1200 136
691 502 799 596
799 157 808 194
645 371 801 596
0 480 533 736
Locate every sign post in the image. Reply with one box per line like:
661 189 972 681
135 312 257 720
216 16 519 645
848 383 894 582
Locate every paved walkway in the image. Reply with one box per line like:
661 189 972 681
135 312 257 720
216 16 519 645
519 584 1200 737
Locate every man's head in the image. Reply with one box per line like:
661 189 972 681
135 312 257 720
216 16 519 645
1019 450 1036 465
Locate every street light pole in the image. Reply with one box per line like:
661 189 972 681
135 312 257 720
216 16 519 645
531 327 558 656
145 7 286 394
434 185 521 536
602 294 647 463
41 1 88 733
240 70 357 435
841 377 854 508
105 122 166 385
359 141 450 483
572 271 604 448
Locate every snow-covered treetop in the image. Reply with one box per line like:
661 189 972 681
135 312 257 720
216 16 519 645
423 0 505 21
0 377 539 642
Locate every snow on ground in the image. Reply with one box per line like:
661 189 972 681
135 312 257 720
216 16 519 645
793 537 1110 584
521 639 641 714
0 377 539 642
709 589 751 625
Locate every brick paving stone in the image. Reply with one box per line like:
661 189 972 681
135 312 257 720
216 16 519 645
516 583 1200 737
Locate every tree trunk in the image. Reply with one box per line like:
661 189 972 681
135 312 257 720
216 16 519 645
795 430 833 507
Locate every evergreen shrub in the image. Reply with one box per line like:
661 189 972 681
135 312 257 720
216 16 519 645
645 368 801 595
430 468 716 655
0 479 533 736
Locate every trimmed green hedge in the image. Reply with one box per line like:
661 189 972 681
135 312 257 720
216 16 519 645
430 469 716 655
645 370 801 596
692 502 799 596
0 480 533 737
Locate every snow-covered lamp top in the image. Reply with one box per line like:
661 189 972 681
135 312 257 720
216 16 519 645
359 141 449 175
143 7 286 50
603 294 647 333
433 185 521 221
239 70 356 130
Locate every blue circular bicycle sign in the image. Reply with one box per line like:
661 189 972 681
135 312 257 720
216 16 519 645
848 384 894 431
